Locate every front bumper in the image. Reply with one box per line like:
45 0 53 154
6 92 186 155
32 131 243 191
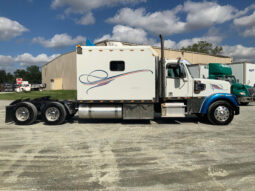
237 96 254 103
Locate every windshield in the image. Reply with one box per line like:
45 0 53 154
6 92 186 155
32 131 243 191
216 75 236 83
227 76 236 83
186 65 194 78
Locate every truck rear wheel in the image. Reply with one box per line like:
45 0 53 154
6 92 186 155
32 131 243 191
42 102 67 125
207 100 234 125
14 102 38 125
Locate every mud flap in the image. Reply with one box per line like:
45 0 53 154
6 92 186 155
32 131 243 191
5 105 15 123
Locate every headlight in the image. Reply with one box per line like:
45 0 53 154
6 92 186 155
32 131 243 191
239 92 246 96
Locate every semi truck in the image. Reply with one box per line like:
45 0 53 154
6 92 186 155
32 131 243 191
208 63 255 105
5 35 239 126
15 81 31 92
188 64 209 79
228 62 255 87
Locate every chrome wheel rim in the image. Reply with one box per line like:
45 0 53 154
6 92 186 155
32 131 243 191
16 107 30 122
45 107 60 122
214 106 230 122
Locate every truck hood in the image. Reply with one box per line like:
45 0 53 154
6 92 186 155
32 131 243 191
194 78 231 95
232 83 254 97
232 82 251 89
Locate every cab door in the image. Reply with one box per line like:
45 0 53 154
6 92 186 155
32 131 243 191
165 63 192 97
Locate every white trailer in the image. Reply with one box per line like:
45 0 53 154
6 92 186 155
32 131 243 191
229 62 255 87
5 35 240 126
188 64 209 79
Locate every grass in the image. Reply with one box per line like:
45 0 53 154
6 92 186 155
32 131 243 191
0 90 77 100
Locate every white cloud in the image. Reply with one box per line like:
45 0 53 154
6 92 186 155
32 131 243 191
154 29 223 50
162 40 177 49
0 55 15 72
33 33 85 49
51 0 146 25
15 53 60 67
223 45 255 62
107 8 186 35
234 11 255 27
176 35 223 49
183 1 237 30
51 0 146 13
107 1 254 35
154 35 222 50
0 53 60 72
242 26 255 37
95 25 155 44
234 11 255 37
0 55 14 66
0 17 28 41
75 12 95 25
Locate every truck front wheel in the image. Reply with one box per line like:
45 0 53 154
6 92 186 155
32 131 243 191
42 102 67 125
207 101 234 125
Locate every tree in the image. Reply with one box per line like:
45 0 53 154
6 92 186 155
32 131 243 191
13 66 41 84
26 66 41 84
6 73 15 83
14 69 28 80
0 70 6 84
181 41 223 56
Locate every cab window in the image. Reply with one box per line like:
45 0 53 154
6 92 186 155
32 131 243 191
167 67 181 78
166 63 185 78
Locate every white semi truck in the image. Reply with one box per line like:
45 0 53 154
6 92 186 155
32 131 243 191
229 62 255 87
5 35 239 125
188 64 209 79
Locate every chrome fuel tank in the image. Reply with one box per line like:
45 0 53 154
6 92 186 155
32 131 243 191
78 104 122 119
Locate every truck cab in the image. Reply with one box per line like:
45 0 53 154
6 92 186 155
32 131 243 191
165 59 231 98
161 59 238 124
208 63 255 105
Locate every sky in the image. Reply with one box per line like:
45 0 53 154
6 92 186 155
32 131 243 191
1 0 255 72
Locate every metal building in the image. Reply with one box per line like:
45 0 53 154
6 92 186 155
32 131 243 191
42 40 232 90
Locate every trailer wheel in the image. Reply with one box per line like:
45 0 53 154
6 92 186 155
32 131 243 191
14 102 38 125
207 100 234 125
42 102 67 125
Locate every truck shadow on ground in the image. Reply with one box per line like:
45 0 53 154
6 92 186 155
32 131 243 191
65 116 204 125
154 117 199 124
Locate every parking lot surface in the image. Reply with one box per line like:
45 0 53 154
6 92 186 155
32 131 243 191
0 100 254 191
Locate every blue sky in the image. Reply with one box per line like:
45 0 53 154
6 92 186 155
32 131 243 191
0 0 255 72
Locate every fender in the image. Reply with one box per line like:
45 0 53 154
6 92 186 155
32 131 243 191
200 93 239 114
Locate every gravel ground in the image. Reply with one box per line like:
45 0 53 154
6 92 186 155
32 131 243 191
0 100 254 191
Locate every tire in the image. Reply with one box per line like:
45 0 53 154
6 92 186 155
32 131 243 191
14 102 38 125
207 100 234 125
42 102 67 125
240 102 249 106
